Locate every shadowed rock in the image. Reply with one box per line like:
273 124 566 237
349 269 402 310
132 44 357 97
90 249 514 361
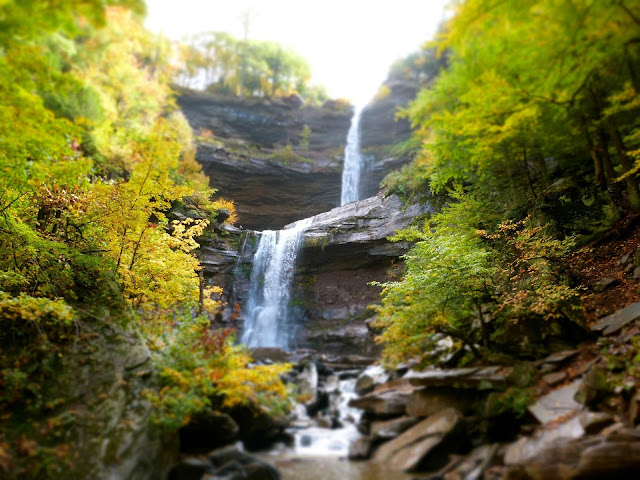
372 408 465 472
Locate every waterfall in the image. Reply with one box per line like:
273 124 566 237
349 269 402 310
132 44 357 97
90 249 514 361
241 217 312 349
340 107 365 205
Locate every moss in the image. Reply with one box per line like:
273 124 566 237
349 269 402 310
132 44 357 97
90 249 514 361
268 144 313 165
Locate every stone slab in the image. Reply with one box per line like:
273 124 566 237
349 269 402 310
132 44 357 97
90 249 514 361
528 379 582 424
504 415 584 465
591 302 640 335
404 366 511 390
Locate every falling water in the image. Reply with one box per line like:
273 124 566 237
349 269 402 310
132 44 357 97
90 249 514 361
241 217 312 349
340 107 365 205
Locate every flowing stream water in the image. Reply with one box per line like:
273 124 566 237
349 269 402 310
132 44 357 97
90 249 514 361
340 107 365 205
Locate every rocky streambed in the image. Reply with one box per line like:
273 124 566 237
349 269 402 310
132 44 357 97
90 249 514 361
170 300 640 479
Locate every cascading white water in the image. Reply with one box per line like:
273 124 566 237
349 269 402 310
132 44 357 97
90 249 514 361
340 107 365 205
241 217 312 349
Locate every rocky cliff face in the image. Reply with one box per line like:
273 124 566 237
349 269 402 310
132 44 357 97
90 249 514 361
195 143 342 230
177 86 419 230
291 194 433 353
359 79 418 198
177 88 351 230
176 87 353 151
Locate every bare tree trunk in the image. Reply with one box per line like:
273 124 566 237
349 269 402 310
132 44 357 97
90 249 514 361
198 269 204 315
597 129 617 181
582 121 606 189
608 118 640 209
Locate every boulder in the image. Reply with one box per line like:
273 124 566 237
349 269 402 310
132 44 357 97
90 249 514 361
504 431 640 479
443 444 498 480
227 404 284 451
579 411 614 434
178 412 239 454
355 365 390 396
372 408 465 472
208 446 281 480
168 458 212 480
297 362 319 405
528 379 582 424
591 302 640 336
406 387 484 418
541 371 567 387
575 366 610 408
348 436 375 460
370 416 420 441
404 366 512 390
349 389 413 417
324 374 339 393
503 416 584 465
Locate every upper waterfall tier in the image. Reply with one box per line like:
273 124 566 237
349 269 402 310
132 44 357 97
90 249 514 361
340 107 364 205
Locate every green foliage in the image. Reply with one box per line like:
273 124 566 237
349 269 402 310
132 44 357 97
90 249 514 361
178 31 326 104
0 4 289 475
373 192 497 365
269 143 312 165
374 0 640 366
299 124 312 150
144 317 291 430
485 386 536 419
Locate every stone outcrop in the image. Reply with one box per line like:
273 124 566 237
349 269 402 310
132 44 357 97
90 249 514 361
359 79 418 199
372 408 465 472
290 193 432 353
176 86 352 151
298 193 433 269
170 445 282 480
198 193 432 355
25 322 179 480
177 87 350 230
194 143 342 231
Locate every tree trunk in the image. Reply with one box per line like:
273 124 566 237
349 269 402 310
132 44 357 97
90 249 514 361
198 269 204 316
582 122 606 189
597 128 617 181
608 118 640 210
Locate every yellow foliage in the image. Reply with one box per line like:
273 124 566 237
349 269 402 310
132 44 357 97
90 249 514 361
210 198 238 224
374 85 391 101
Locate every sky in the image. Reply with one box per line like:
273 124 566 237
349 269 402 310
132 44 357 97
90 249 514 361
145 0 450 105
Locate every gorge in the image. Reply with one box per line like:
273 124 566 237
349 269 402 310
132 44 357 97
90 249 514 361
4 3 640 479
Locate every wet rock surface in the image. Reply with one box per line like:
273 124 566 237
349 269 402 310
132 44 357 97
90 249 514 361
169 446 281 480
178 412 239 454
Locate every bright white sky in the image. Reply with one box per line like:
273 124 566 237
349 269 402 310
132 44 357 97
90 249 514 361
145 0 450 105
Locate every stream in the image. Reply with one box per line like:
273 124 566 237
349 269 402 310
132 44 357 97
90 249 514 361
258 368 411 480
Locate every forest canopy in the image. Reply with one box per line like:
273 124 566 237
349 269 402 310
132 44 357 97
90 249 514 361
0 3 290 475
376 0 640 365
176 31 329 104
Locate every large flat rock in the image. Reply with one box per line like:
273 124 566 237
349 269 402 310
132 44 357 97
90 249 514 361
295 193 433 271
505 430 640 478
591 302 640 336
404 366 512 390
348 389 413 417
528 379 582 424
504 416 584 465
372 408 464 472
